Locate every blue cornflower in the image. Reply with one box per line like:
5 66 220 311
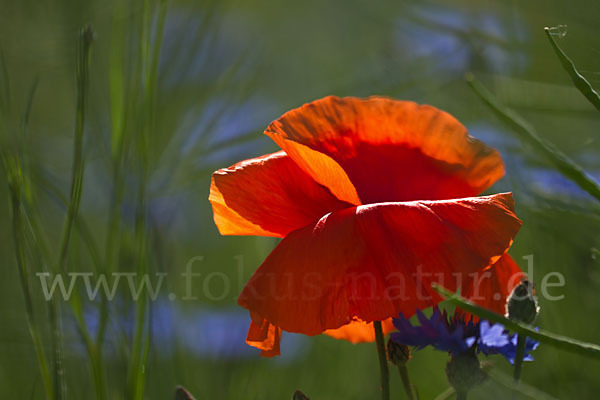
391 308 539 365
476 320 539 364
390 308 476 355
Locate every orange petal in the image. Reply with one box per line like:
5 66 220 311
266 96 504 204
267 137 362 205
209 151 352 237
324 318 395 344
246 311 281 357
238 193 521 336
461 254 525 316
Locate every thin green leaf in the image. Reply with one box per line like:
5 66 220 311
57 25 105 400
21 77 39 138
488 369 560 400
128 2 169 399
544 26 600 112
58 25 94 272
466 74 600 203
432 284 600 360
4 158 54 400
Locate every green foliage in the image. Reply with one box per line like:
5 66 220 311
544 26 600 113
467 74 600 203
1 0 600 399
433 284 600 360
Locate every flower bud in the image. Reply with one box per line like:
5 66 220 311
387 337 411 366
445 352 486 395
292 390 309 400
175 386 196 400
505 279 540 324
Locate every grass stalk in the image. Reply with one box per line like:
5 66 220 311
128 2 168 398
5 162 54 400
56 25 107 400
466 74 600 204
433 284 600 359
544 27 600 112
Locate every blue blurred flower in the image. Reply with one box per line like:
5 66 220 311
477 320 539 364
391 308 539 364
72 298 308 361
394 4 529 76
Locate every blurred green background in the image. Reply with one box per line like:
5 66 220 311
1 0 600 398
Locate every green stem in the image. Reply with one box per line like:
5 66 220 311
544 27 600 112
58 26 92 272
513 334 526 382
466 75 600 204
56 25 105 400
397 364 416 400
433 284 600 360
50 297 64 400
128 1 165 396
7 173 54 400
456 391 468 400
374 321 390 400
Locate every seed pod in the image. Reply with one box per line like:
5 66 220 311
446 351 486 395
505 279 540 324
387 337 411 366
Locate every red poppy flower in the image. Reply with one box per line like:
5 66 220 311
209 96 523 357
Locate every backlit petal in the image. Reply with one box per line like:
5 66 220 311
323 318 395 343
238 193 521 336
461 254 525 316
266 96 504 204
246 311 281 357
209 151 352 237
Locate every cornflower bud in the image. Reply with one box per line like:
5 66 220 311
505 279 540 324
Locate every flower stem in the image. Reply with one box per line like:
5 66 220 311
373 321 390 400
7 169 54 400
397 364 416 400
513 333 527 381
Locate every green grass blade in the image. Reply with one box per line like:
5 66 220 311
21 77 39 138
1 61 55 400
58 25 94 271
432 284 600 360
101 2 130 358
544 26 600 112
488 369 560 400
4 159 54 400
128 1 169 397
55 25 107 400
467 75 600 203
49 297 63 400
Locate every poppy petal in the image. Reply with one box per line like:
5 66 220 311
209 151 353 237
238 192 521 336
266 96 504 204
246 311 281 357
461 254 525 316
323 318 396 344
268 137 362 205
